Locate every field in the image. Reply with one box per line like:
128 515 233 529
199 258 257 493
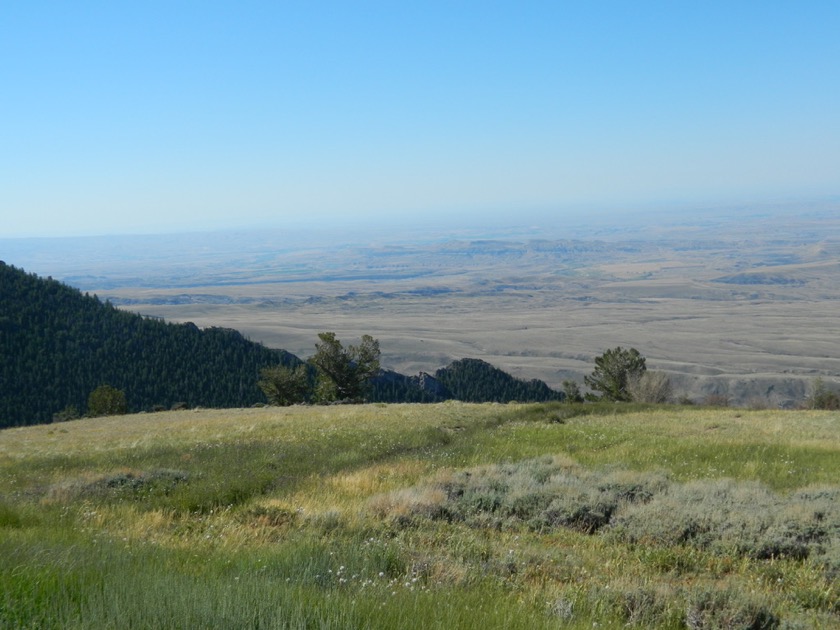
2 402 839 628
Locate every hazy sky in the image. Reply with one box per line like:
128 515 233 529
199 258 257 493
3 2 839 237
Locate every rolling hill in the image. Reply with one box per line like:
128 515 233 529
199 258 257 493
1 402 837 627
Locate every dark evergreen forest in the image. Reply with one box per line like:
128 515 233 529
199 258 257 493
0 262 299 427
1 262 563 428
434 358 564 403
369 359 564 404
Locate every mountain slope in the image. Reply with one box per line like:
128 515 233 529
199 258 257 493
1 262 564 427
371 361 565 404
0 262 298 427
434 358 564 403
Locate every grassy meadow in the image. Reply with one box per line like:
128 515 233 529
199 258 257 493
1 402 839 628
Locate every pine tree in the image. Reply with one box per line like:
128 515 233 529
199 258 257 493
584 347 646 402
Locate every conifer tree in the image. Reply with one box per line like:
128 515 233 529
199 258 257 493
309 333 380 402
258 364 310 405
584 347 646 402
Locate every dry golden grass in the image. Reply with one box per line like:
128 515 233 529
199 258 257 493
0 402 479 462
2 402 839 628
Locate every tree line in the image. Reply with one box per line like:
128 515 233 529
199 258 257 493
258 342 672 408
258 347 567 407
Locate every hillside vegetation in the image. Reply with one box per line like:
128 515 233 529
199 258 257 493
1 402 838 628
372 358 564 405
0 262 562 427
0 262 300 426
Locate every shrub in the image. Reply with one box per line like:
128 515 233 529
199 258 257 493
379 460 840 578
627 371 672 403
607 479 780 549
804 378 840 410
588 584 677 627
87 385 127 417
52 404 80 422
608 480 840 565
821 539 840 583
376 457 667 534
561 380 583 403
702 393 730 407
685 587 779 629
258 363 310 406
80 469 190 501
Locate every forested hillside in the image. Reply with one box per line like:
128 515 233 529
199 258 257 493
0 263 564 427
435 358 564 403
0 262 299 427
370 359 564 404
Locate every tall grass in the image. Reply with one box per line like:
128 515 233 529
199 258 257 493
1 402 839 628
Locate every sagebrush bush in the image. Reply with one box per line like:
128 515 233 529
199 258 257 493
367 487 450 525
47 469 191 504
373 457 667 533
821 539 840 584
372 459 840 581
627 371 673 404
685 587 780 629
586 584 680 627
607 479 781 549
608 480 840 566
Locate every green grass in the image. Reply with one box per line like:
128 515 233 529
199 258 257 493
1 402 839 628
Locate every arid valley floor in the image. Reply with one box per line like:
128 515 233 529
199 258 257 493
5 201 840 406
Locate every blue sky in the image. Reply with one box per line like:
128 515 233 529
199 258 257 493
2 2 839 237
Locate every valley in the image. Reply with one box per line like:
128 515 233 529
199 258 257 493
4 201 840 406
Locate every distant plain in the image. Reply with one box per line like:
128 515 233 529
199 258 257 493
4 201 840 406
